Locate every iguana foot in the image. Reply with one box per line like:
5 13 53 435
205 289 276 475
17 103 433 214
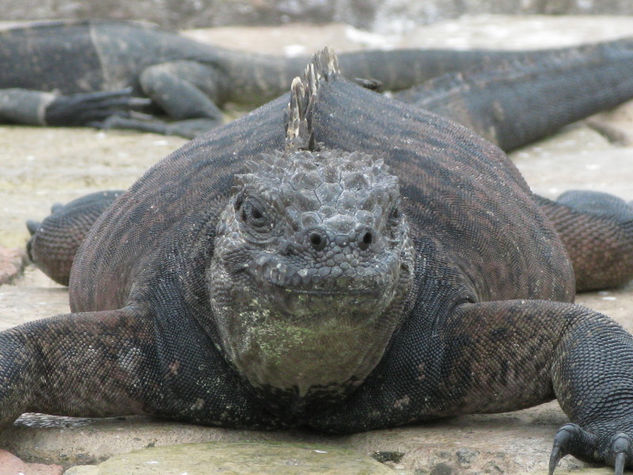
536 190 633 291
549 422 633 474
549 423 597 474
27 190 124 285
44 88 150 126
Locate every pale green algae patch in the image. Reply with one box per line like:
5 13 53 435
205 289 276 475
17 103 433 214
64 441 393 474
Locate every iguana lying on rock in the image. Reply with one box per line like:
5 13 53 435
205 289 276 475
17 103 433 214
3 19 633 140
9 50 633 474
0 19 491 137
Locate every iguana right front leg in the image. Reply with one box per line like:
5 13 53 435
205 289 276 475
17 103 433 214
0 307 159 425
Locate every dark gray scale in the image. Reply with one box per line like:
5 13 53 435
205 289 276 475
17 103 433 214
4 19 633 142
0 21 104 93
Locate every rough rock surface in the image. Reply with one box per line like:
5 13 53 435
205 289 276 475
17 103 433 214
2 15 633 474
0 246 25 284
63 442 393 474
0 449 62 475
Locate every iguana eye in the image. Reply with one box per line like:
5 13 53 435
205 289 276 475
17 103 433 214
388 206 401 224
241 198 270 230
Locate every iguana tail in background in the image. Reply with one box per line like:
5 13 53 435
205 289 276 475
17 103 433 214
394 38 633 151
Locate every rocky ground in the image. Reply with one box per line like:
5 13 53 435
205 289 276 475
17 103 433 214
1 14 633 474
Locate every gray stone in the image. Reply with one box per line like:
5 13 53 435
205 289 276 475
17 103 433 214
63 441 392 474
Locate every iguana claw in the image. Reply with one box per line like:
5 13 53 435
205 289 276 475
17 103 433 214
611 433 632 475
548 423 575 475
45 89 151 126
549 425 633 474
615 452 626 475
549 423 602 474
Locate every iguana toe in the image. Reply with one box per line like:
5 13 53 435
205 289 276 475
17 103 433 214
548 424 633 474
609 433 632 475
548 423 597 474
25 220 40 236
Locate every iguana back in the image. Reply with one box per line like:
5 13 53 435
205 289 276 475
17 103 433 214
69 57 573 314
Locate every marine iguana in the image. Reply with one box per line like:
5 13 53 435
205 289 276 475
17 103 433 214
0 19 489 137
7 49 633 474
3 19 633 140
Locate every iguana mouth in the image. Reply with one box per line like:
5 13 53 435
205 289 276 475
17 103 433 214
254 264 396 320
277 287 376 296
258 275 388 323
253 254 398 297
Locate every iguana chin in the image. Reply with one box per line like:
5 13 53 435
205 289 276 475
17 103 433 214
9 49 633 474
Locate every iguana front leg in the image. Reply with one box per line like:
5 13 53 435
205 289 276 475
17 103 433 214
315 298 633 471
0 307 159 425
95 60 227 138
448 300 633 473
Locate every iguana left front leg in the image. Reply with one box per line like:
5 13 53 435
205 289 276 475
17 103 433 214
311 298 633 472
449 300 633 474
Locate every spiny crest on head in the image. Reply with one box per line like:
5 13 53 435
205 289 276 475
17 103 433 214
236 149 399 230
285 47 340 152
234 47 398 229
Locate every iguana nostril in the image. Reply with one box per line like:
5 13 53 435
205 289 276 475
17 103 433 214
359 231 373 251
309 230 327 251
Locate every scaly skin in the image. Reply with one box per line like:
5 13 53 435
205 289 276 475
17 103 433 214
8 50 633 473
394 38 633 151
26 190 124 285
0 19 506 136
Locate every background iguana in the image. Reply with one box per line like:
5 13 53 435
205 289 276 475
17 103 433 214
394 38 633 152
3 19 633 140
7 49 633 474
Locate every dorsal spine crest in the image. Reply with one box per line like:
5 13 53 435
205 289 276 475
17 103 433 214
285 47 340 152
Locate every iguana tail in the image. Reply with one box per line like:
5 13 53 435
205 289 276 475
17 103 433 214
395 40 633 152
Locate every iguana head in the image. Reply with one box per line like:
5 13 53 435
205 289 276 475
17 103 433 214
208 147 415 398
